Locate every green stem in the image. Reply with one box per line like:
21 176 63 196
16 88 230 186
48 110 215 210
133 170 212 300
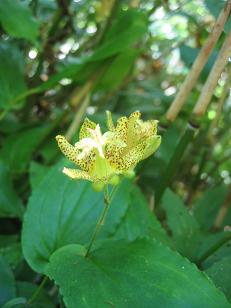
85 186 111 257
28 276 48 304
155 121 199 207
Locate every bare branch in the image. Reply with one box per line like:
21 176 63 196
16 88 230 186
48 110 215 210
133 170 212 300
166 0 231 121
193 31 231 116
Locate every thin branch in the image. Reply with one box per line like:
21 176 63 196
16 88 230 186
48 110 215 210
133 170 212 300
166 0 231 121
214 187 231 229
193 30 231 116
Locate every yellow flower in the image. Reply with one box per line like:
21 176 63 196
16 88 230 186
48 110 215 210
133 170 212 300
104 110 161 172
56 111 161 187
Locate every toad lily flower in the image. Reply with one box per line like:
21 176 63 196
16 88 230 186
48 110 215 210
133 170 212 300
56 111 161 187
104 110 161 172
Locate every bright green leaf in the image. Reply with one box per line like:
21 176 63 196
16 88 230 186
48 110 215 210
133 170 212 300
22 160 132 273
46 240 230 308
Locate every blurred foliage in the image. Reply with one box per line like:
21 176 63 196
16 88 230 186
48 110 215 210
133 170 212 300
0 0 231 307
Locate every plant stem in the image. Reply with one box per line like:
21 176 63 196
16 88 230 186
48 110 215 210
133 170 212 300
155 121 198 207
28 276 48 304
85 186 111 257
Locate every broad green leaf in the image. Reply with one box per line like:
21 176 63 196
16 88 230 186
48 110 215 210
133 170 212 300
0 43 27 110
193 186 228 231
113 185 170 246
0 125 52 173
162 189 200 260
0 256 16 306
46 240 230 308
0 0 39 43
22 160 132 273
0 162 24 218
206 257 231 302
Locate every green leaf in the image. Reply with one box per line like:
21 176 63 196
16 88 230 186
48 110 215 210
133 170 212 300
14 9 147 99
162 189 200 260
0 162 24 218
16 281 55 307
202 238 231 269
0 43 27 110
29 161 49 190
113 185 170 245
206 257 231 302
22 160 132 273
0 243 22 270
193 186 228 231
0 256 16 306
89 11 147 62
46 240 230 308
1 297 26 308
0 0 39 43
97 49 140 90
0 125 52 173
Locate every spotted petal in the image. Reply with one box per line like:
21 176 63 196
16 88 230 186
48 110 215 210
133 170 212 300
63 167 93 181
142 135 161 160
79 118 97 140
56 135 80 165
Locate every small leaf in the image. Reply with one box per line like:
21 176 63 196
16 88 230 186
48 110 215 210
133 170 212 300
46 240 230 308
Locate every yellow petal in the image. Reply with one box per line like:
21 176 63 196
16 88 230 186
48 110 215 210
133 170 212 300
63 167 93 181
56 135 80 165
142 135 161 160
79 118 97 140
115 116 128 142
77 148 97 172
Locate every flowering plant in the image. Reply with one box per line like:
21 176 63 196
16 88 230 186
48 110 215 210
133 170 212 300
56 111 161 189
